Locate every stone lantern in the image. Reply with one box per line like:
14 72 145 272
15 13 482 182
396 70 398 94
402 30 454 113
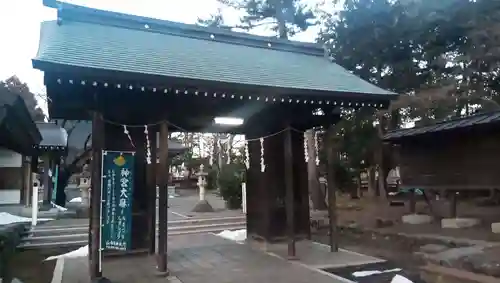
79 165 91 207
191 164 214 212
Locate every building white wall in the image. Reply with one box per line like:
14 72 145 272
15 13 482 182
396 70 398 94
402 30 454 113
0 148 22 168
0 147 23 204
0 190 21 204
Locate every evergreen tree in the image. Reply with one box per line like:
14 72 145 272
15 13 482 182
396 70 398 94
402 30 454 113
198 0 316 39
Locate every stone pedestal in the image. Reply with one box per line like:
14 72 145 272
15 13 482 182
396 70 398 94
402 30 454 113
491 222 500 234
79 177 91 207
441 218 480 229
191 165 214 213
402 214 433 225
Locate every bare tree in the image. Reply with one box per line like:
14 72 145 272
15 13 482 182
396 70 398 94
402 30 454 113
53 119 92 205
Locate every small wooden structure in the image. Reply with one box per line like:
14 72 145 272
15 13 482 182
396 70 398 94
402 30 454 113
0 90 41 205
0 90 41 154
34 1 395 281
384 111 500 214
385 111 500 190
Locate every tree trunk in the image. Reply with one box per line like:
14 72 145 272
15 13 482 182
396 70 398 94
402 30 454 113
227 135 234 164
54 148 91 206
213 136 221 191
377 166 389 199
367 166 377 197
55 169 70 206
275 0 287 39
375 120 389 200
306 130 326 210
350 174 360 200
356 172 363 198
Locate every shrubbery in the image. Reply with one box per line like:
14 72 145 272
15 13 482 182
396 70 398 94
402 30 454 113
218 163 246 210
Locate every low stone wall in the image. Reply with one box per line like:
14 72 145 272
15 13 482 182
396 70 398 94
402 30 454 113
421 264 499 283
0 223 26 280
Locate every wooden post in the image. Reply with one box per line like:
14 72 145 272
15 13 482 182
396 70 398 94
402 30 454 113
156 122 169 275
450 191 457 218
42 155 50 205
90 112 104 280
409 189 416 214
283 127 296 259
30 156 39 206
21 159 31 206
147 129 158 254
325 125 338 252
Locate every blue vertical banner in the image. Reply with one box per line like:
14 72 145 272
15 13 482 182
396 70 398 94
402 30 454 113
100 150 135 251
51 165 59 203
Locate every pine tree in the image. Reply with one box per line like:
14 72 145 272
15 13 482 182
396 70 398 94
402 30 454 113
198 0 316 39
199 0 326 209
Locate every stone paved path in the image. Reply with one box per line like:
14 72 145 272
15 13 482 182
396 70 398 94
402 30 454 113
168 234 349 283
257 240 384 269
61 234 351 283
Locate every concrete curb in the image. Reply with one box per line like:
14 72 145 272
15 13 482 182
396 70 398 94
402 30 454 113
50 257 65 283
265 251 356 283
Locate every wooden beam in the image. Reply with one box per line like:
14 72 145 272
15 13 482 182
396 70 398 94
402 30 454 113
156 122 169 276
325 125 338 252
90 112 104 279
283 127 296 258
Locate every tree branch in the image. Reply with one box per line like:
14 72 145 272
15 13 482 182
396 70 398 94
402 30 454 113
67 148 92 174
84 133 92 150
65 122 78 138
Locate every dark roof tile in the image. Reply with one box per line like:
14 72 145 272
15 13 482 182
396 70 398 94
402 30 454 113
384 111 500 141
33 3 395 97
36 122 68 147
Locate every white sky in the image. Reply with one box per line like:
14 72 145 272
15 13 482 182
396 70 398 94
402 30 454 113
0 0 328 115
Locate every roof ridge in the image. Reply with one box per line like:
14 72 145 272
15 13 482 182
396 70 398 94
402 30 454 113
50 1 325 57
386 110 500 134
435 110 498 124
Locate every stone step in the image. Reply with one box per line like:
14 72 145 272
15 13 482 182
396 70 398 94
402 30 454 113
24 221 246 241
18 223 246 249
28 215 245 232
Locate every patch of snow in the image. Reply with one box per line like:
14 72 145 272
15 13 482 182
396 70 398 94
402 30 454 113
45 245 88 261
3 278 23 283
216 229 247 242
0 212 52 225
353 268 402 278
51 201 68 212
69 197 82 203
391 274 414 283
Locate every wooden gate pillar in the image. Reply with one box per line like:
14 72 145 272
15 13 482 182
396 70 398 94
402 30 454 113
245 128 309 243
90 112 104 280
156 122 169 276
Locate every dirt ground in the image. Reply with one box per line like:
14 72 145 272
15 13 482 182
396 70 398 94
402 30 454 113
311 194 500 279
333 194 500 241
